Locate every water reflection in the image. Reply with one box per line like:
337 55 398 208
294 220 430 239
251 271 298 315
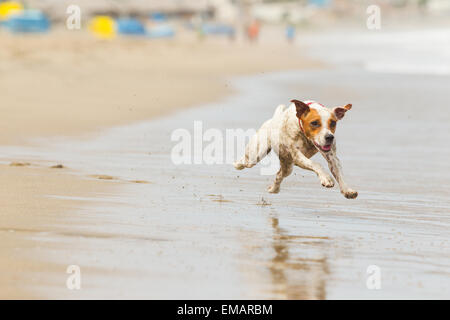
268 212 330 299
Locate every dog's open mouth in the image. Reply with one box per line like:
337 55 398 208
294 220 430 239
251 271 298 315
315 143 332 152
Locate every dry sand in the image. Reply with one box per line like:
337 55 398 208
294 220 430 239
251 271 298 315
0 30 317 298
0 31 318 144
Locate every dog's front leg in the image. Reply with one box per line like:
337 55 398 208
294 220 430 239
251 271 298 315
324 151 358 199
292 150 334 188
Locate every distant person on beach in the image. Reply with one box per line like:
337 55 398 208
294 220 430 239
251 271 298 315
286 23 296 44
247 20 260 43
228 27 236 42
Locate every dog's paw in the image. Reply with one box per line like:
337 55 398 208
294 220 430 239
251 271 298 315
320 175 335 188
343 189 358 199
234 161 245 170
267 184 280 194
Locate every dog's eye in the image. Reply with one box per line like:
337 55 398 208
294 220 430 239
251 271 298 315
310 121 320 127
330 120 336 128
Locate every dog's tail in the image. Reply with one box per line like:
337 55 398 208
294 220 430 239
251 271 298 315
273 104 286 119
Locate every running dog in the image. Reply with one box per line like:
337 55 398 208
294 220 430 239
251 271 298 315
234 100 358 199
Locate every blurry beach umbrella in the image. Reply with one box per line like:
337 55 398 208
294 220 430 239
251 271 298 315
149 12 167 23
286 24 295 44
0 1 23 21
117 18 146 35
89 15 116 39
4 10 50 33
147 24 175 39
308 0 331 7
201 23 235 37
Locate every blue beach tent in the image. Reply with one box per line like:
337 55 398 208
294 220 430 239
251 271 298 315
4 10 50 33
149 12 167 23
147 24 175 38
201 23 235 36
308 0 332 7
117 18 146 35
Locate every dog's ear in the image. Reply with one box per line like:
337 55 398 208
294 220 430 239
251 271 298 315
291 100 310 118
333 104 352 120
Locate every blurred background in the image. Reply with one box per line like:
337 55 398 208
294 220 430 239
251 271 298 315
1 0 449 143
0 0 449 38
1 0 450 299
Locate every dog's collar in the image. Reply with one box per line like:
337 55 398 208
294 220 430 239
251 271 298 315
305 101 325 108
298 101 323 133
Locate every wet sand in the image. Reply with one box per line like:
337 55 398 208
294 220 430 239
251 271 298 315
1 28 449 299
2 68 449 298
0 163 119 299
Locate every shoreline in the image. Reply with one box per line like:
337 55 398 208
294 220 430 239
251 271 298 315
5 67 448 299
0 31 319 298
0 31 321 145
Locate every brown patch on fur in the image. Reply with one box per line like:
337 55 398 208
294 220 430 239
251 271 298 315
328 114 337 133
291 99 310 118
300 109 322 140
333 104 352 120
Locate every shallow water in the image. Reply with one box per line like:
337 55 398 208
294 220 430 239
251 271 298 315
1 30 449 299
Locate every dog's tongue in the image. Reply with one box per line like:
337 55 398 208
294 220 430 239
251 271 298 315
322 145 331 151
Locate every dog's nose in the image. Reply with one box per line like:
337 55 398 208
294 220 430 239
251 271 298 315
325 134 334 143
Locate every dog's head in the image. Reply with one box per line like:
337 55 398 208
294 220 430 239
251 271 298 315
291 99 352 153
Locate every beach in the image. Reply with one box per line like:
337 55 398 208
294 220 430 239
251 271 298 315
0 30 317 298
1 26 449 299
0 31 317 145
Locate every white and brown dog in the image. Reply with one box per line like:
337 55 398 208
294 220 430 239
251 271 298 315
234 99 358 199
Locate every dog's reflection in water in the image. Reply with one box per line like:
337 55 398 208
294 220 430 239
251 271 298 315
268 215 330 300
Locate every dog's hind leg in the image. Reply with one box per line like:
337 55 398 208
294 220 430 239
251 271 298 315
234 121 272 170
267 158 293 193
